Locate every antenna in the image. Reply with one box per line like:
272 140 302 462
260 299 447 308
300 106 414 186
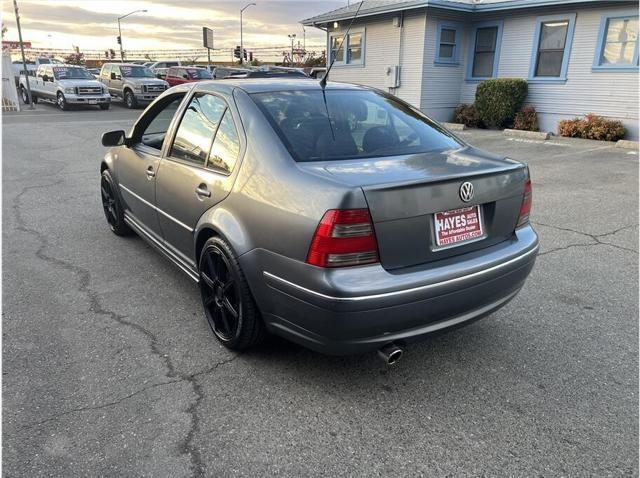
320 0 364 89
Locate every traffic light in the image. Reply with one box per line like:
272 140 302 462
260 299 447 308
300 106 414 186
104 50 109 59
116 36 121 45
109 49 116 59
244 49 247 60
249 51 253 62
233 45 241 59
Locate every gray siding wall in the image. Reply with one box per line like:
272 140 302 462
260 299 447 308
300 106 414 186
325 10 427 106
319 3 639 139
458 4 639 138
420 9 469 121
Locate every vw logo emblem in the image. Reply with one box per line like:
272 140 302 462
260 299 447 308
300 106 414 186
459 182 474 202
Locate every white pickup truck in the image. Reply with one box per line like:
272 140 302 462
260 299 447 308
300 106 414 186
19 64 111 110
11 57 63 86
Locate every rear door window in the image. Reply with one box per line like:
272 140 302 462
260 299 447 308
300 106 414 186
169 93 227 165
207 109 240 174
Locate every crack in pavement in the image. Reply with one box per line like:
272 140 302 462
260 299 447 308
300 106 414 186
16 357 238 433
533 221 638 256
10 180 237 478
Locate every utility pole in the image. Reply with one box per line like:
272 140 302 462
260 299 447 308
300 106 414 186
240 3 256 65
13 0 33 109
288 33 296 66
117 9 147 62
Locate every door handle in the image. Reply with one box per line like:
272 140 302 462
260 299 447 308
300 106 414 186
195 184 211 198
146 167 156 179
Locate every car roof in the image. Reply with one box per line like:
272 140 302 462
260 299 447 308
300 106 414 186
197 78 369 94
103 63 144 67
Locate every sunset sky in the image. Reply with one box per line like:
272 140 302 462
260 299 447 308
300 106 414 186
2 0 343 58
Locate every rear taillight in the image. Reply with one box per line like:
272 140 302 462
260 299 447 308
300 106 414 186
306 209 379 268
516 178 532 228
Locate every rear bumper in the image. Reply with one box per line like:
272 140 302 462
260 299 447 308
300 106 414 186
241 226 539 355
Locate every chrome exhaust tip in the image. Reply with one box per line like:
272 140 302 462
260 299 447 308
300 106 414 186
378 343 404 365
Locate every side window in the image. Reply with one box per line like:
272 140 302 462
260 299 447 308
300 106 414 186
101 64 110 77
112 65 121 78
208 109 241 174
36 66 44 78
137 94 186 150
470 26 500 78
593 14 639 70
435 22 462 64
529 14 576 80
170 93 227 165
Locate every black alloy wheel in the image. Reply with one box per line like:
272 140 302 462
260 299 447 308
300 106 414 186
100 169 132 236
198 237 265 350
200 244 241 341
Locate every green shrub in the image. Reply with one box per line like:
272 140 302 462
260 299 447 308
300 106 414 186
453 104 482 128
513 105 539 132
475 78 528 128
558 113 625 141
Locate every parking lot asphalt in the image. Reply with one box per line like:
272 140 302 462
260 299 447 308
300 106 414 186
3 103 638 477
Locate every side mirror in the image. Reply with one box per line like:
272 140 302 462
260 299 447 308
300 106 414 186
182 74 189 79
101 130 127 147
42 74 49 82
110 72 117 80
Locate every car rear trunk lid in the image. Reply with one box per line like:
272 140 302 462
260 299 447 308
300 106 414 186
303 147 527 270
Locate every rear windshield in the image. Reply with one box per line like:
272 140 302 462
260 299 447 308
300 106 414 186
121 65 155 78
188 68 212 79
251 89 462 161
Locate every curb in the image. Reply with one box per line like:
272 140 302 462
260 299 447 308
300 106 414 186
503 129 550 140
444 122 466 131
615 140 639 150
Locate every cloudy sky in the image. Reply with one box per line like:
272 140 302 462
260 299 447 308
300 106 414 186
2 0 344 59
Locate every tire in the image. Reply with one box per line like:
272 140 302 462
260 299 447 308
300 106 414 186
100 169 132 236
124 90 137 109
99 103 110 110
20 86 31 104
56 92 68 111
199 237 265 351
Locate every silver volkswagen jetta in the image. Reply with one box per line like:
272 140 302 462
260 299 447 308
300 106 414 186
100 79 538 360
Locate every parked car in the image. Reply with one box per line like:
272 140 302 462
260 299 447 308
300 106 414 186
307 67 327 79
147 60 181 78
212 66 251 79
164 66 212 87
99 79 538 361
20 64 111 110
11 57 63 85
98 63 168 108
224 66 309 79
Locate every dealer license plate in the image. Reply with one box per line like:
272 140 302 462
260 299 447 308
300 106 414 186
433 205 484 248
88 99 97 104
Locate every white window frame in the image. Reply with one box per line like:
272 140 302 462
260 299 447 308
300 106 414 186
328 27 365 67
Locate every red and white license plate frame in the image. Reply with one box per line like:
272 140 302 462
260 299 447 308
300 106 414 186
433 205 485 249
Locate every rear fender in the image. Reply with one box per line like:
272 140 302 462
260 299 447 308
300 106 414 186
193 206 251 263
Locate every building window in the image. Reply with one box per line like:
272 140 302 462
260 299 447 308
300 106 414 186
529 14 576 81
329 28 365 66
435 21 462 65
467 21 503 80
593 12 639 70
